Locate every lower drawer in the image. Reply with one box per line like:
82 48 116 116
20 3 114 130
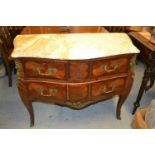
28 82 67 101
91 78 125 97
26 77 126 104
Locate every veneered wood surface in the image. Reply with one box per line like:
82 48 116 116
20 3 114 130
15 53 135 126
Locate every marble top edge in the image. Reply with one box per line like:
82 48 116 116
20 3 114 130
11 53 138 60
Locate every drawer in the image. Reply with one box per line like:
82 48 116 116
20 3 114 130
69 62 89 82
91 78 125 97
68 84 89 101
28 82 67 101
92 58 129 78
24 61 66 80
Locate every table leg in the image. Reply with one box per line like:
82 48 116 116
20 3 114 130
22 99 34 127
145 78 154 91
132 68 150 114
116 73 133 119
18 81 34 127
117 94 128 119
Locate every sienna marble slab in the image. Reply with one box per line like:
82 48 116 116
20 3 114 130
12 33 140 60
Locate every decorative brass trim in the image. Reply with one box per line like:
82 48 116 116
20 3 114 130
15 60 24 86
130 55 137 67
66 101 92 109
129 55 137 77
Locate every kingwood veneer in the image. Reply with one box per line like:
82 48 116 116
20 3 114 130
12 33 139 126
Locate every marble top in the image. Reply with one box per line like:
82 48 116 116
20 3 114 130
12 33 140 60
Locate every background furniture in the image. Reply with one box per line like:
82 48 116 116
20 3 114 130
21 26 108 34
131 99 155 129
7 26 25 38
69 26 104 33
21 26 68 34
0 26 24 86
12 33 139 126
104 26 129 32
0 26 15 86
131 108 148 129
129 32 155 114
104 26 143 32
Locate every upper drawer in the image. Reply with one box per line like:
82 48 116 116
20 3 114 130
92 58 129 78
24 61 67 80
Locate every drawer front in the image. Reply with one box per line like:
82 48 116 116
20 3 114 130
69 62 89 82
24 61 66 80
92 58 129 78
28 82 66 101
91 78 125 97
68 84 89 101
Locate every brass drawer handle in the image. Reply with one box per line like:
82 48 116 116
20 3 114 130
101 64 119 73
37 88 58 97
34 67 58 76
100 84 116 94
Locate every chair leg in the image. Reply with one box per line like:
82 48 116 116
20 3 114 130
4 63 8 75
6 63 12 87
1 54 14 86
14 67 17 74
0 55 8 75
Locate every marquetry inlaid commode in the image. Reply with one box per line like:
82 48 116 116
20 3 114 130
11 33 139 126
